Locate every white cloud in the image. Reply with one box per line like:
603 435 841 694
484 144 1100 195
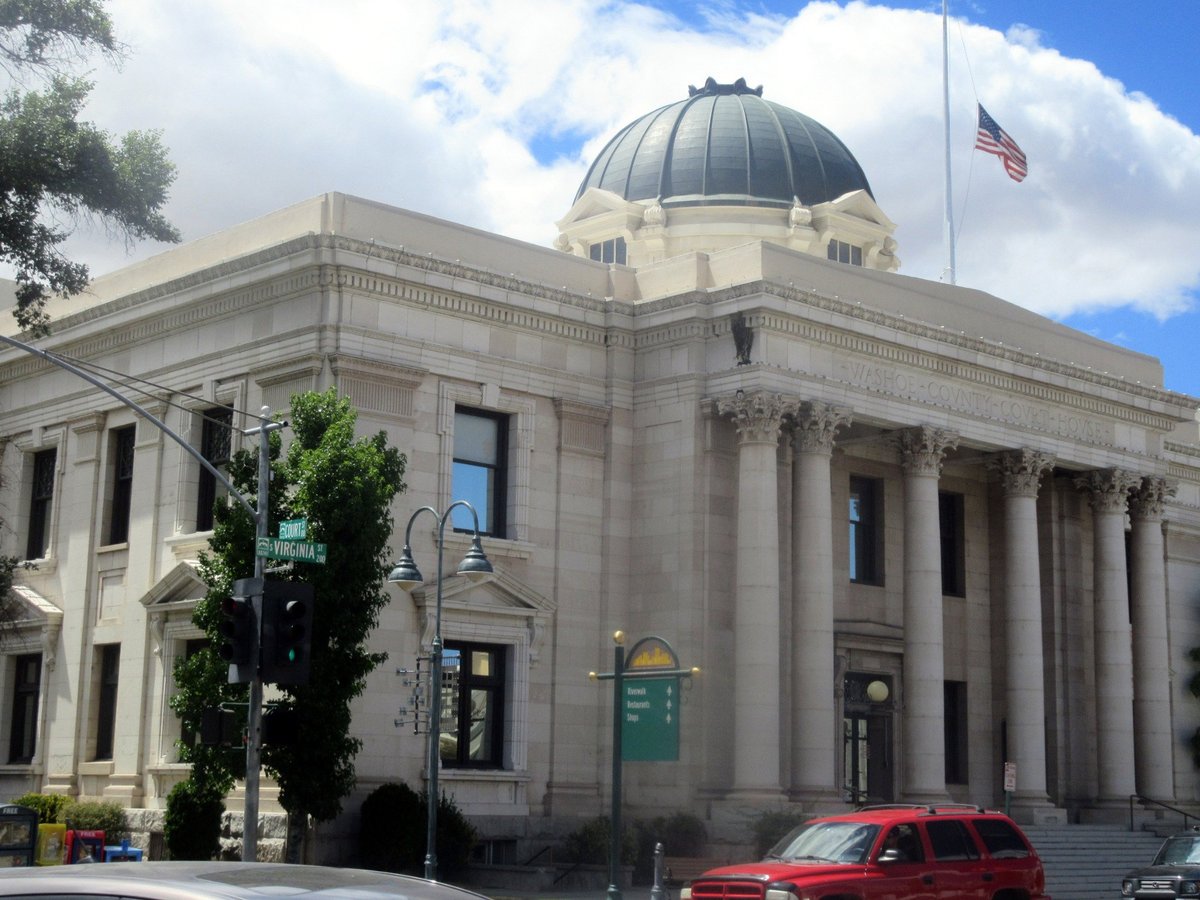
49 0 1200 324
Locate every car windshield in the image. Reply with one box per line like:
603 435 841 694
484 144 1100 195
1154 836 1200 866
767 821 881 864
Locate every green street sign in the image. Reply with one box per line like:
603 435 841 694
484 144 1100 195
621 676 680 761
278 518 308 541
256 536 327 564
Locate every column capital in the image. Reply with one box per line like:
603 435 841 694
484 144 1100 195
1074 468 1140 513
1129 476 1177 521
987 448 1056 497
791 400 852 454
716 390 799 444
894 425 959 476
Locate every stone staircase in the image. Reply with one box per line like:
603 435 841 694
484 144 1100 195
1022 824 1166 900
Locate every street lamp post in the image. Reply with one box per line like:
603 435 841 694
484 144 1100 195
388 500 494 881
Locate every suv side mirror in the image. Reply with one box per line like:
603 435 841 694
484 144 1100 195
878 849 905 863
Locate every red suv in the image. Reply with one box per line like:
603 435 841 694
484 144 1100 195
681 805 1048 900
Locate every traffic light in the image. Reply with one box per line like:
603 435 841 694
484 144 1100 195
260 580 314 685
219 577 262 684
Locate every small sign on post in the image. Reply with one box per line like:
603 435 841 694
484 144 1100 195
278 518 308 541
256 536 327 564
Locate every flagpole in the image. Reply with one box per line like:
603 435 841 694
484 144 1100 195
942 0 957 284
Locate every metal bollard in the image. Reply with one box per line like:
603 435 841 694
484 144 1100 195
650 841 667 900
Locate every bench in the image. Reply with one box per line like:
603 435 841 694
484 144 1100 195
664 856 733 885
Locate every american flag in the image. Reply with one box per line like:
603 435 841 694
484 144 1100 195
975 104 1027 182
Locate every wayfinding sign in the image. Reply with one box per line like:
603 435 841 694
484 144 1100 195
622 676 679 761
620 635 685 762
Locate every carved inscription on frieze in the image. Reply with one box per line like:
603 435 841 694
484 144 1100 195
839 359 1115 445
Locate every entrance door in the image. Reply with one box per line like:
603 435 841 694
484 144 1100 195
843 674 895 804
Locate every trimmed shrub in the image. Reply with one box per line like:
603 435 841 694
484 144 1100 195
62 800 128 839
359 783 476 879
563 815 635 866
164 780 224 860
10 792 69 824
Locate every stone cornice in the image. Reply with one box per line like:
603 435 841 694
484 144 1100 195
5 237 1195 443
636 280 1196 412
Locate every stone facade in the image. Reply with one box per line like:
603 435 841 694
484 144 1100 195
0 192 1198 862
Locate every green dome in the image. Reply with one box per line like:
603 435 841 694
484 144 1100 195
575 78 874 209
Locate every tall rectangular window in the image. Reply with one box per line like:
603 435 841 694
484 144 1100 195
8 654 42 763
93 644 120 761
441 641 506 768
939 491 965 597
107 426 136 545
944 680 968 784
452 408 508 537
26 449 56 560
196 406 233 532
177 638 209 755
849 476 883 585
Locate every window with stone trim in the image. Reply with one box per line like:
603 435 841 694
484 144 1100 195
939 491 966 597
93 644 120 761
107 425 136 545
7 653 41 763
441 640 506 769
827 239 863 266
196 406 233 532
849 475 883 585
452 407 509 538
25 448 55 560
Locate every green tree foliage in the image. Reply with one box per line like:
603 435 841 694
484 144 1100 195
0 0 180 334
172 389 406 855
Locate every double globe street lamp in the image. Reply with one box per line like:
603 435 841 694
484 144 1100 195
388 500 494 881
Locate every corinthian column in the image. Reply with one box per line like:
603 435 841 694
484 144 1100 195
895 426 958 803
716 390 799 797
988 448 1055 813
1075 468 1141 803
790 401 852 800
1129 476 1177 801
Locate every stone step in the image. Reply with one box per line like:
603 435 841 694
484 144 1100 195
1020 825 1165 900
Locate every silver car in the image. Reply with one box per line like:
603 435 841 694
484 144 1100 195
0 860 495 898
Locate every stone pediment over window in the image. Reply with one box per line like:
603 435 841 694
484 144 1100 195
7 584 63 667
407 568 553 665
141 561 209 659
140 561 208 612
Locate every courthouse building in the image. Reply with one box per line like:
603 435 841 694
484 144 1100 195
2 80 1199 857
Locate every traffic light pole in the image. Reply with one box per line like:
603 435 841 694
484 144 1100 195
242 410 278 863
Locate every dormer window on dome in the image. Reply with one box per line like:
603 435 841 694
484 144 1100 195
556 80 899 270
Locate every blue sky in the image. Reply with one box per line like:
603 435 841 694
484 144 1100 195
643 0 1200 397
31 0 1200 400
